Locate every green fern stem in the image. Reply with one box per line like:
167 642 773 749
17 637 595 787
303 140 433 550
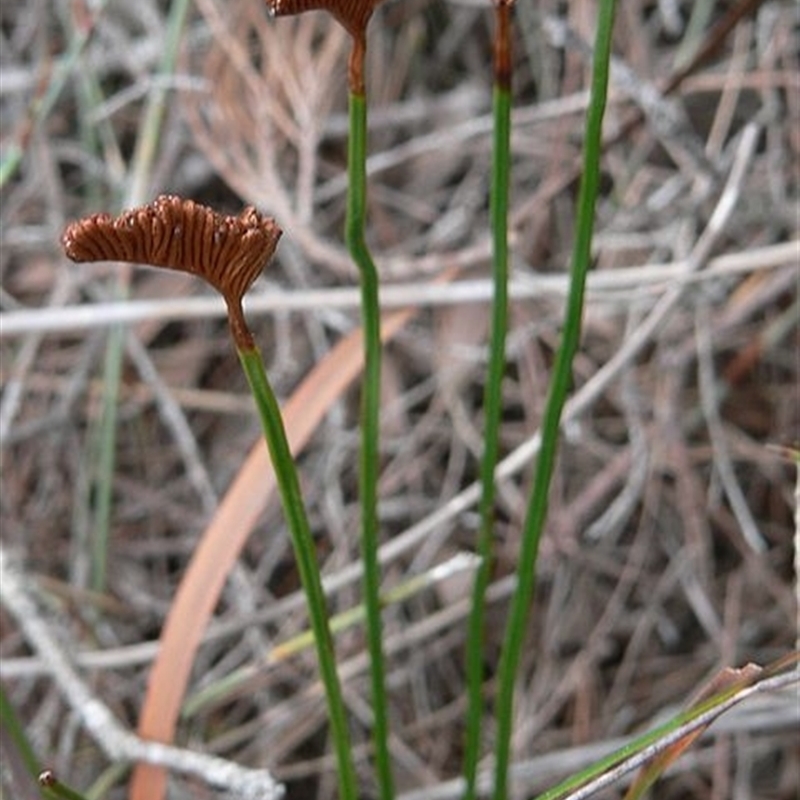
491 3 617 798
346 89 395 800
462 1 513 796
237 346 359 800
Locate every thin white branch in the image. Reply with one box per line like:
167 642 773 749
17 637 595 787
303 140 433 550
0 548 284 800
695 306 768 552
125 332 218 515
0 240 794 339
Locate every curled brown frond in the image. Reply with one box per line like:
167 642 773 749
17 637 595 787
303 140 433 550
62 195 282 349
62 195 281 298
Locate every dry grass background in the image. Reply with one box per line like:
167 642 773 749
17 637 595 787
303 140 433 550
0 1 798 798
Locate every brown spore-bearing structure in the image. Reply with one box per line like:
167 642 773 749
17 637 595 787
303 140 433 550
267 0 375 39
265 0 379 93
62 195 282 349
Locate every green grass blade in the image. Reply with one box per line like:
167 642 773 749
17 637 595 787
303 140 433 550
237 346 359 800
491 3 617 798
346 90 395 800
534 661 798 800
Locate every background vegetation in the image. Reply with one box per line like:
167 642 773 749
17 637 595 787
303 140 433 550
1 1 797 798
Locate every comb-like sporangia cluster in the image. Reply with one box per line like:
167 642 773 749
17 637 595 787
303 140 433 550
266 0 377 41
62 195 282 303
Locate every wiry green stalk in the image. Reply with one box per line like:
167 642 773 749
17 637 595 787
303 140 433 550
462 3 513 798
491 3 617 798
346 89 395 800
237 346 359 800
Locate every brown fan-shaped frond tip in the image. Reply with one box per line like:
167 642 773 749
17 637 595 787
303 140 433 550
266 0 377 40
62 195 282 349
62 195 282 305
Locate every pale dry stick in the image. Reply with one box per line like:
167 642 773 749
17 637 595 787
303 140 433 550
705 19 753 159
584 359 649 542
0 560 495 681
124 332 218 515
0 547 284 800
1 240 795 338
695 306 767 552
679 69 799 95
86 74 207 127
0 274 74 443
757 5 794 218
0 629 239 677
294 84 330 228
